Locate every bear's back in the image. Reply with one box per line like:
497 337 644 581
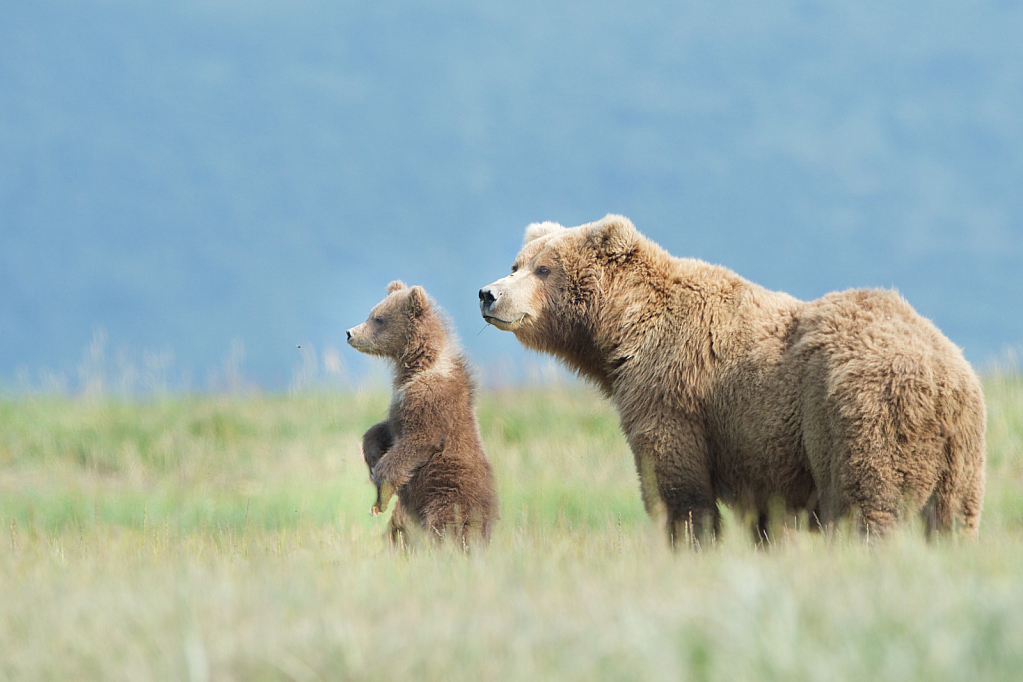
790 288 975 385
702 285 983 511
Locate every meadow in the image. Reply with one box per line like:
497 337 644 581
2 377 1022 681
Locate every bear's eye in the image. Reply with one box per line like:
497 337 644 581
535 265 551 279
373 316 385 326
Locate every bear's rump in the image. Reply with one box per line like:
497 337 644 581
397 444 494 517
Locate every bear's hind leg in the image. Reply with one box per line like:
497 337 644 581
961 464 984 539
388 502 410 549
843 455 902 539
924 447 985 539
932 425 985 539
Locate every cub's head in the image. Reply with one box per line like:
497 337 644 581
347 280 430 358
478 214 638 352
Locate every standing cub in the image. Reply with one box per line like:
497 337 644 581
347 281 497 545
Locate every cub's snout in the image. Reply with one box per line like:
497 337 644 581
345 325 364 349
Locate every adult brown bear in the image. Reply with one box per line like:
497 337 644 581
479 215 985 544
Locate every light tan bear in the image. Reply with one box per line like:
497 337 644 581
479 215 986 544
348 281 498 546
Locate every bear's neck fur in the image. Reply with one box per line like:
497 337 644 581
523 236 750 399
527 317 616 394
394 308 452 386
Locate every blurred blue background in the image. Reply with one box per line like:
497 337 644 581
2 0 1021 391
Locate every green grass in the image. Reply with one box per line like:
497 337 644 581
2 379 1023 681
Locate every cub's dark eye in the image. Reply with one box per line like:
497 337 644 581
374 316 385 326
535 265 551 279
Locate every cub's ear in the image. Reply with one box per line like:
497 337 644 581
387 280 408 294
523 221 564 245
406 285 428 318
585 214 638 258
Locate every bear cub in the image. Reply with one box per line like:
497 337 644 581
347 281 497 545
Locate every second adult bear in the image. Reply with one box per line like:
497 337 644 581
479 215 986 544
348 281 498 545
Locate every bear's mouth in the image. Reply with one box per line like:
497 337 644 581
482 313 527 331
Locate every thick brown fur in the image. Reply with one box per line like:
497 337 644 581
348 281 498 546
480 215 986 545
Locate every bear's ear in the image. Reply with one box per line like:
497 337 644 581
585 214 638 258
523 221 564 245
387 280 408 295
405 285 428 318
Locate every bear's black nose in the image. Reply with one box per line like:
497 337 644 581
479 288 496 308
345 330 352 341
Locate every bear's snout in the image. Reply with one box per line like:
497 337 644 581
479 288 496 310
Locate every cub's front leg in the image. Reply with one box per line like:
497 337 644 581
361 421 394 477
371 436 446 516
372 479 396 517
363 421 396 516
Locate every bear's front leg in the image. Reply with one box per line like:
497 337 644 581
372 479 395 516
371 435 446 515
361 421 394 477
628 420 719 549
656 464 720 548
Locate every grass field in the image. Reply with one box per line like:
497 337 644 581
2 378 1022 681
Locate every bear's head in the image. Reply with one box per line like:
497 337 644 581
347 280 430 359
479 214 639 376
